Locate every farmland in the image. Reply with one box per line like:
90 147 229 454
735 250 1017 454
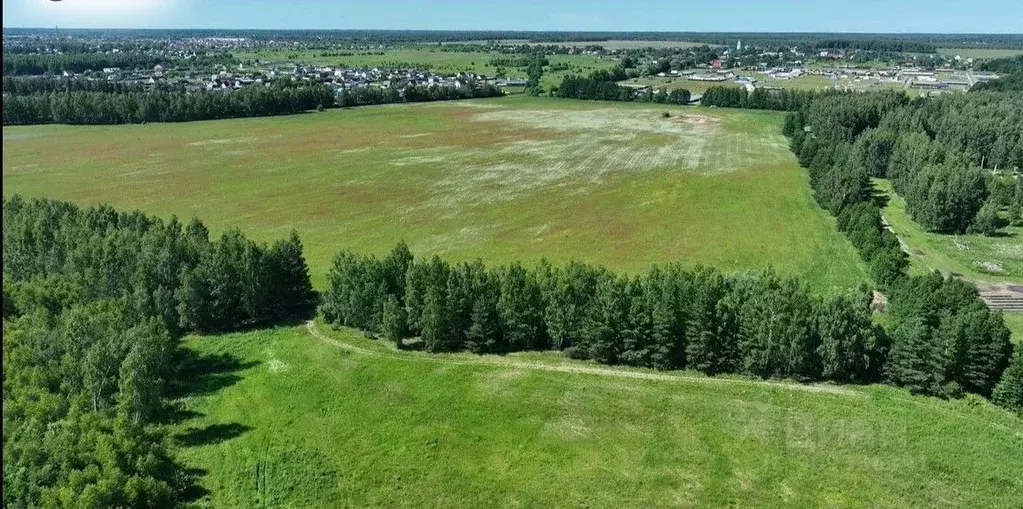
174 323 1023 508
619 73 836 95
936 47 1023 60
1 96 868 291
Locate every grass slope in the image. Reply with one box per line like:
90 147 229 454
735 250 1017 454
2 97 867 292
874 179 1022 283
176 324 1023 508
1005 313 1023 345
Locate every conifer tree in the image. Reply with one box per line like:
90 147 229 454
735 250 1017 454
992 348 1023 415
381 294 407 347
466 293 500 354
885 318 942 395
421 288 448 353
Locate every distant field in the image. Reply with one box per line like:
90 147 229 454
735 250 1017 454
619 76 737 94
175 323 1023 508
937 47 1023 60
2 97 868 292
875 179 1022 284
558 40 712 50
620 73 835 95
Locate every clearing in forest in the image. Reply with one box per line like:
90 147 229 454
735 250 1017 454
174 324 1023 508
2 96 867 291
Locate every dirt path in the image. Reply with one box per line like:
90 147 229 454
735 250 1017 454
304 321 860 396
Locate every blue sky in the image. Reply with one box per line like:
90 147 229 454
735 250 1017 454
4 0 1022 32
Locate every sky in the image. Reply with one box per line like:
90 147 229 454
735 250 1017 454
3 0 1022 33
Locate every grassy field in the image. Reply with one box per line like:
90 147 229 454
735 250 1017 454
874 179 1022 284
619 73 836 95
2 97 868 292
618 76 737 95
174 322 1023 508
1005 313 1023 345
937 47 1023 60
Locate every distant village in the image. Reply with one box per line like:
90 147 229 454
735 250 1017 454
65 63 525 97
8 33 1002 99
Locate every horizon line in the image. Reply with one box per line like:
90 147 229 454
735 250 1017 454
3 27 1022 36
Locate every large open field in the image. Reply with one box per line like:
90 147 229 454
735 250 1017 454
2 97 868 291
174 322 1023 508
937 47 1023 60
619 73 836 95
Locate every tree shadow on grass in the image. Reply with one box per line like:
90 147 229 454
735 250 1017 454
178 466 210 504
167 343 261 503
176 422 253 447
870 187 891 209
168 349 260 400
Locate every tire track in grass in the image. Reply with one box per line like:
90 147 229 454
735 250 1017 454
304 321 1023 435
304 320 857 396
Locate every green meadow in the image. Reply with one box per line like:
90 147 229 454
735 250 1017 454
174 323 1023 508
936 47 1023 60
875 179 1022 284
2 97 868 292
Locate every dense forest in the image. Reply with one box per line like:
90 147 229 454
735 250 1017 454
701 86 842 111
2 52 168 75
785 90 1023 235
976 55 1023 74
2 196 315 506
320 242 1017 405
337 82 502 107
2 81 502 125
2 83 335 125
555 67 691 104
2 75 176 94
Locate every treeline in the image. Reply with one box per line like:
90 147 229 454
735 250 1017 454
786 90 1023 235
3 81 503 125
320 243 1017 404
701 86 841 111
3 75 181 95
2 83 335 125
975 55 1023 74
772 91 1023 412
3 52 167 75
555 67 690 104
971 73 1023 93
488 56 535 68
972 55 1023 93
2 196 315 506
337 83 503 107
3 196 316 333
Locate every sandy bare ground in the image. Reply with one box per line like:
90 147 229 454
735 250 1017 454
304 321 859 396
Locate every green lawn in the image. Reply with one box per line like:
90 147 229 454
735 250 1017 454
2 97 868 293
874 179 1022 283
174 323 1023 508
1005 313 1023 345
937 48 1023 60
